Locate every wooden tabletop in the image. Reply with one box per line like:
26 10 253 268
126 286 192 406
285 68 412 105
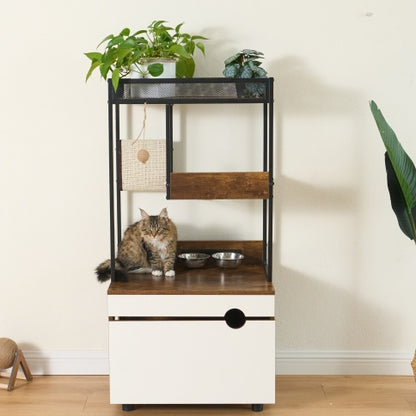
108 240 275 295
108 260 274 295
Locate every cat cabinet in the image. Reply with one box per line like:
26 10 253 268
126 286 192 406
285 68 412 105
106 78 275 412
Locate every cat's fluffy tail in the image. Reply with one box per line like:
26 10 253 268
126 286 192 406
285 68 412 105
95 259 127 282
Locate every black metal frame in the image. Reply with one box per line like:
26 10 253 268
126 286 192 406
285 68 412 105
107 77 274 282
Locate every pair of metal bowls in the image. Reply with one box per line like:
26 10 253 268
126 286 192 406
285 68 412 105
178 252 244 269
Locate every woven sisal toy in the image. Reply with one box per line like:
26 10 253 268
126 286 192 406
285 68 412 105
0 337 32 391
121 103 166 192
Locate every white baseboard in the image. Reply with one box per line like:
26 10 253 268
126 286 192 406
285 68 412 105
276 351 415 376
21 350 414 376
24 350 109 375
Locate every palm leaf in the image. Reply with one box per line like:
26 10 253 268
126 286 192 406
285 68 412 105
370 100 416 241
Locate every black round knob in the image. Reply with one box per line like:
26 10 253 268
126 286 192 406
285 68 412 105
224 308 246 329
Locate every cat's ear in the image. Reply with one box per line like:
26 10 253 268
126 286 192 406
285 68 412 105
159 208 168 218
140 208 150 220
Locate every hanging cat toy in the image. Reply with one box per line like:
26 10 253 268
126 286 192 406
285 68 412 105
133 102 150 164
120 103 166 192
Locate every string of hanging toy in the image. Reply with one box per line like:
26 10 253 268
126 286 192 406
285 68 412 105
132 102 150 164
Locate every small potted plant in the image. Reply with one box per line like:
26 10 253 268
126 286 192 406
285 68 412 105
85 20 207 91
222 49 267 98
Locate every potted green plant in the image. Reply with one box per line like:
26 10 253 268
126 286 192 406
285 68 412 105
370 100 416 381
222 49 267 98
85 20 207 91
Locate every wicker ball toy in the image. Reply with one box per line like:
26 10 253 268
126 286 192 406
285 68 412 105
137 148 150 164
0 338 18 369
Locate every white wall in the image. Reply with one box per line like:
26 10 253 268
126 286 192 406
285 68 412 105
1 0 415 375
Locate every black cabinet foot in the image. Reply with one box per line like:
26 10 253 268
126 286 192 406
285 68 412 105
251 404 263 412
122 404 135 411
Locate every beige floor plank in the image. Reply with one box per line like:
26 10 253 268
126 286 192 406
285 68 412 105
0 375 415 416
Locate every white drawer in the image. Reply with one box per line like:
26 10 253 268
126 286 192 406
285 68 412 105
108 294 274 317
109 320 275 404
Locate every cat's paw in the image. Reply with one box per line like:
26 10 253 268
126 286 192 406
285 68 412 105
152 270 163 277
165 270 175 278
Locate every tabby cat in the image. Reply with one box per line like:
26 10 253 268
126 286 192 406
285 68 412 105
95 208 177 282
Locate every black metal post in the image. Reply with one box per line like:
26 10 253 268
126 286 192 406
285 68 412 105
115 104 121 245
108 83 115 282
267 78 274 282
263 102 268 268
166 104 173 198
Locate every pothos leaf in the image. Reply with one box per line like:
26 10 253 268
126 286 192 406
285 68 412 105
97 34 114 48
111 68 120 92
169 44 191 59
119 27 130 36
148 63 164 77
176 57 195 78
84 52 102 63
85 60 101 81
195 42 205 55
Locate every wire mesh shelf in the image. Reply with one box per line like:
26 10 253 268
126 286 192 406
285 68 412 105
109 78 272 104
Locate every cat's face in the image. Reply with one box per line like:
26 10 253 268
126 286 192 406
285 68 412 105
140 208 171 240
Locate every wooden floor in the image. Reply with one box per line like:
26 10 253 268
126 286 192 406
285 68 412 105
0 375 415 415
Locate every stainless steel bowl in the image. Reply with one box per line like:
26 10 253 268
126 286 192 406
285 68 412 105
212 252 244 268
178 253 210 268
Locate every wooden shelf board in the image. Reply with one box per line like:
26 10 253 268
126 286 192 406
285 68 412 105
177 240 263 259
169 172 270 199
108 263 274 295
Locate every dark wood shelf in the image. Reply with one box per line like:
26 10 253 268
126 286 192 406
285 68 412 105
169 172 270 199
108 263 274 295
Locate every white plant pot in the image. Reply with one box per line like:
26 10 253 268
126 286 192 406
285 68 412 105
128 59 176 98
131 59 176 79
